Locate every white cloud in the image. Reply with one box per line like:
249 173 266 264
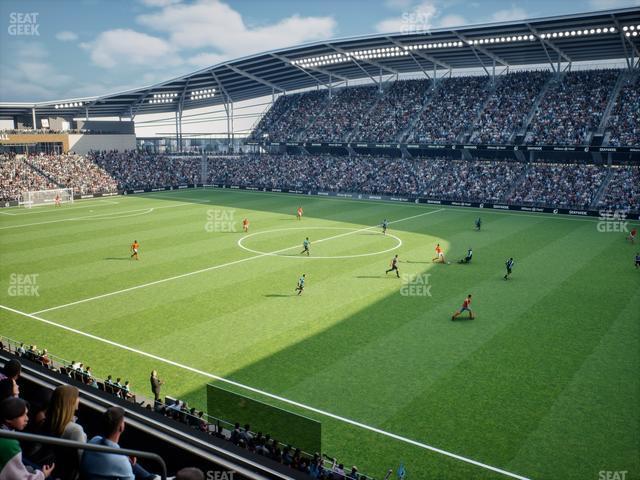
0 45 73 101
136 0 336 57
139 0 182 7
56 31 78 42
437 13 467 28
187 52 226 68
81 29 181 69
490 6 529 22
376 1 438 33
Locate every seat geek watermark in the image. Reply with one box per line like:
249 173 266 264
596 210 628 233
8 12 40 36
205 209 237 232
206 471 235 480
8 274 39 296
400 273 432 297
598 471 627 480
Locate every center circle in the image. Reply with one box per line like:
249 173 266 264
237 226 402 259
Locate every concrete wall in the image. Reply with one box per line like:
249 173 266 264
67 134 136 154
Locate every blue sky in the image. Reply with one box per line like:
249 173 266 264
0 0 638 102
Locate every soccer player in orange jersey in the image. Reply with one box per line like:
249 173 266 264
432 243 446 263
452 294 474 321
130 240 140 260
242 218 249 232
297 206 303 221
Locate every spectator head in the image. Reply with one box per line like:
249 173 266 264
0 378 19 400
2 359 21 380
102 406 125 439
45 384 79 436
175 467 205 480
0 396 28 431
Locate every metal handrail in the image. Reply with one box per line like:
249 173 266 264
0 429 167 480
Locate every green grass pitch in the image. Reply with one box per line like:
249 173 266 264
1 188 638 480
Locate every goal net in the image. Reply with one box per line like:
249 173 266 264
21 188 74 208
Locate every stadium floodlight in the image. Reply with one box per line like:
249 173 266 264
631 25 636 30
596 28 602 33
589 29 595 34
570 31 576 36
623 26 628 31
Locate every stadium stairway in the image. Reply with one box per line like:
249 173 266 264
397 79 439 143
460 74 503 143
22 158 65 189
590 165 615 209
596 70 628 136
516 71 559 143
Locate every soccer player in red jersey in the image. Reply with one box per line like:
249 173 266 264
130 240 140 260
432 243 446 263
242 218 249 232
628 227 637 244
452 294 474 321
297 207 303 221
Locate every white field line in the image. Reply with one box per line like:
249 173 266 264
0 199 120 216
0 200 210 231
0 304 530 480
30 209 443 315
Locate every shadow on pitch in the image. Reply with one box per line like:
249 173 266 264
263 294 297 298
105 257 132 261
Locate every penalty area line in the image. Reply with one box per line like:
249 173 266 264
0 304 531 480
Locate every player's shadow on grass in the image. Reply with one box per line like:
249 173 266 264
105 257 131 261
263 294 297 298
355 275 393 279
403 260 431 264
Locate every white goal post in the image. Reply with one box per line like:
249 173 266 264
20 188 74 208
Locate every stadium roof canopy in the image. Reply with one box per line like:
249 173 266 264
1 7 639 120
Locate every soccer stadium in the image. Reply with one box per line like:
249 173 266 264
0 1 639 479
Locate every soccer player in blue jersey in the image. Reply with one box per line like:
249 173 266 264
635 252 640 269
300 237 310 256
475 217 482 231
295 274 306 295
382 219 389 235
504 257 514 280
458 248 473 264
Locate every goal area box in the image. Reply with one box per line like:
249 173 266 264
21 188 74 208
206 383 321 453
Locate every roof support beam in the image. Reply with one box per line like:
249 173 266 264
452 31 509 67
270 52 349 85
225 64 285 93
525 23 571 63
324 43 400 76
384 36 452 70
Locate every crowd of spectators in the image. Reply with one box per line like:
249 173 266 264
304 85 380 142
526 69 619 145
354 79 431 143
405 75 491 144
27 153 117 195
208 153 638 211
1 341 372 480
254 90 330 142
597 165 640 213
470 71 550 144
606 74 640 147
508 162 607 209
89 151 201 190
0 154 54 202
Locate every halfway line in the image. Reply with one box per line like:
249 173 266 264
30 209 444 315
